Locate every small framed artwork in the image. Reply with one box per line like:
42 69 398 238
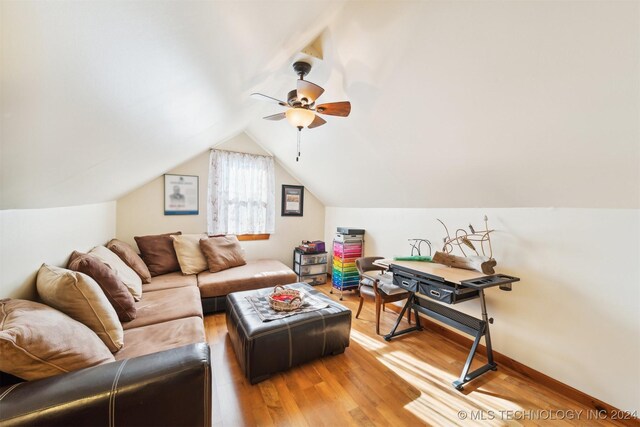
281 185 304 216
164 174 199 215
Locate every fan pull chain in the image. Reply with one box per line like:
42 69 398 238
296 127 302 162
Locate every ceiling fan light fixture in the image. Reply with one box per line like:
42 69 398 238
286 107 315 128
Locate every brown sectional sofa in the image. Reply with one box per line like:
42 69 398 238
0 257 297 426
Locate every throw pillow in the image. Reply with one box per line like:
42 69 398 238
67 251 137 322
89 245 143 301
199 235 247 273
172 234 208 275
106 239 152 284
36 264 124 352
134 232 182 277
0 298 114 381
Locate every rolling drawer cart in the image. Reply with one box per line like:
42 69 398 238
331 228 365 300
293 249 327 286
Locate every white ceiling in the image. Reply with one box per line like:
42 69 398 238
2 1 638 210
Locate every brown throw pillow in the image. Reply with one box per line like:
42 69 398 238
134 232 182 277
200 235 247 273
107 239 152 284
36 264 124 352
89 246 142 301
68 251 137 322
0 299 115 381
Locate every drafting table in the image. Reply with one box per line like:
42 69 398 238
374 259 520 390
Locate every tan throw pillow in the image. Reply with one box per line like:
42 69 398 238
89 245 143 301
107 239 152 284
199 235 247 273
172 234 208 275
0 298 114 381
37 264 124 352
134 232 182 277
67 251 137 322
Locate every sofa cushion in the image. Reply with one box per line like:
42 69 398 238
143 271 198 293
0 299 114 381
89 245 143 301
134 232 182 277
107 238 152 284
36 264 124 352
197 259 297 298
122 286 202 330
199 235 246 273
67 252 137 322
115 317 205 361
172 234 208 275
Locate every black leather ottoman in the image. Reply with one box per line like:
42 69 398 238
226 283 351 384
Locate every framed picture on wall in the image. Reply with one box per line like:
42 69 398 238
164 174 199 215
281 185 304 216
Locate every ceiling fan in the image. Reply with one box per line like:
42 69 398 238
251 61 351 161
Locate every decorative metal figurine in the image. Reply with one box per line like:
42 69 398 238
408 238 432 257
433 216 498 275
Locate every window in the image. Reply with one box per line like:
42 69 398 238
207 149 275 236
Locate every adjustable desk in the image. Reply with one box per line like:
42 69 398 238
374 260 520 390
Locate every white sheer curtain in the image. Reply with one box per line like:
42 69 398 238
207 149 275 235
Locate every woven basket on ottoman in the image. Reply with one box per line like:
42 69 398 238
226 283 351 384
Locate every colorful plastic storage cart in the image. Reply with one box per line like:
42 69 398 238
331 230 364 300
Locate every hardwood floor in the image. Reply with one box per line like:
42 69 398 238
204 284 633 427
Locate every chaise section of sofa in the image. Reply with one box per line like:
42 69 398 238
198 259 298 314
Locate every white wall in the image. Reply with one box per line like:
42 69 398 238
0 202 117 300
325 207 639 412
116 133 325 268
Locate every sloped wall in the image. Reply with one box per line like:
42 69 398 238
0 202 117 299
116 133 325 267
325 207 639 412
248 1 639 210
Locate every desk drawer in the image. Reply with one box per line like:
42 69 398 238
393 274 418 292
392 267 479 304
419 282 455 304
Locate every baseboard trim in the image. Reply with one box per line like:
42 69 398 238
385 303 639 425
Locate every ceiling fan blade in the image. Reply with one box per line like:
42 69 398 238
315 101 351 117
308 115 326 129
263 112 286 121
297 80 324 104
251 93 287 107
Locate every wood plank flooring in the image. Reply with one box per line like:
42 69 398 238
204 284 633 427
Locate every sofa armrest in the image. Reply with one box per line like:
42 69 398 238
0 343 211 427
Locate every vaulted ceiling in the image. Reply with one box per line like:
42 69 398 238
2 1 638 210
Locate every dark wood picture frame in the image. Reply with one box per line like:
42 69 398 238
281 185 304 217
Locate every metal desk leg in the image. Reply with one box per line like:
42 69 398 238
413 301 422 329
452 290 497 390
479 290 496 367
384 295 423 341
